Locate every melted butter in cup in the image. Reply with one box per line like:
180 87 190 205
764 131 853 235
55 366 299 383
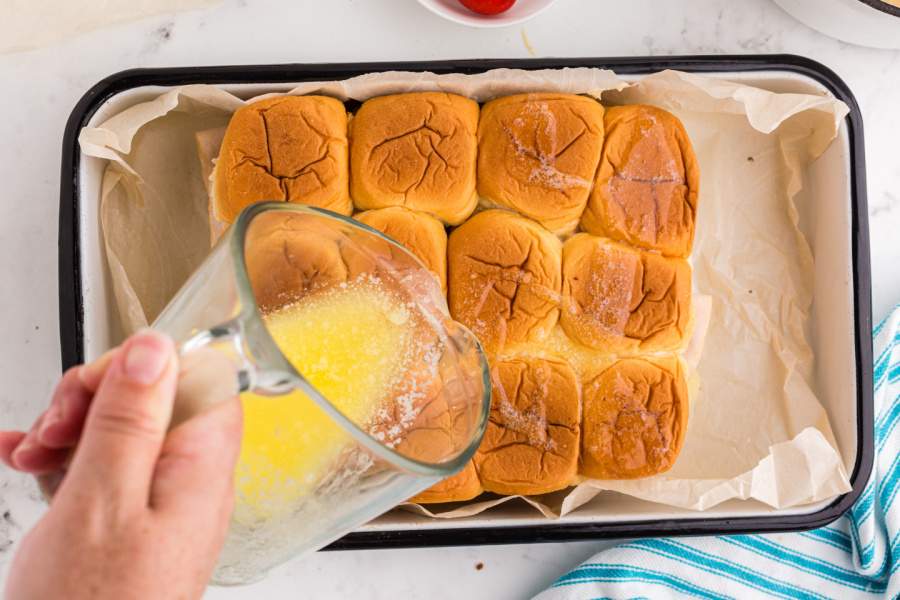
235 276 416 522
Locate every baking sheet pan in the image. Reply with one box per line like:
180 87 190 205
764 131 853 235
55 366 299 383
58 55 873 548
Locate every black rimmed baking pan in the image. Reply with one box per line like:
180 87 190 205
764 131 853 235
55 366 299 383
58 55 873 549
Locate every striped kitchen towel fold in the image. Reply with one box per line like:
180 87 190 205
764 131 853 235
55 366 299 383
536 304 900 600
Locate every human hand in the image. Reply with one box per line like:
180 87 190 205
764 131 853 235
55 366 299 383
0 330 242 600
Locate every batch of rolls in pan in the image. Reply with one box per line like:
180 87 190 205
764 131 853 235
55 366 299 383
210 89 699 503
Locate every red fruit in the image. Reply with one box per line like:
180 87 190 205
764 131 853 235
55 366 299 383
458 0 516 16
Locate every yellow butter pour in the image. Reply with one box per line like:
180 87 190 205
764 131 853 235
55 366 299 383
235 279 412 520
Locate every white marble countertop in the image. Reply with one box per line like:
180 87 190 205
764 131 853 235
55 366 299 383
0 0 898 598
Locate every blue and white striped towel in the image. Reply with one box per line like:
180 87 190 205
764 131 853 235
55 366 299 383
537 305 900 599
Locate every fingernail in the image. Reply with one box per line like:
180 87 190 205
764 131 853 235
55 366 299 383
123 330 173 385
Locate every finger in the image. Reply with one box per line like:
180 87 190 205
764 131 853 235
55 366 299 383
37 367 93 449
10 443 71 474
150 398 242 600
63 330 178 510
40 349 121 449
0 431 27 468
150 396 242 518
9 415 70 474
7 354 119 475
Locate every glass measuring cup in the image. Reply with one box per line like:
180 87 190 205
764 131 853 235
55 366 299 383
152 202 491 584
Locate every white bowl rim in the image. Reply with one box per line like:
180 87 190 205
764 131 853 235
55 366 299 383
416 0 557 28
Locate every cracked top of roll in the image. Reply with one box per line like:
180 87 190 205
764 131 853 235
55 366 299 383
581 105 699 257
474 356 580 496
560 234 691 354
350 92 479 225
477 93 605 235
580 357 688 479
244 210 390 314
213 96 351 224
448 209 562 355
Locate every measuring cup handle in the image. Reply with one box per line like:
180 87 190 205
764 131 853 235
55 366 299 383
171 347 239 429
168 324 251 430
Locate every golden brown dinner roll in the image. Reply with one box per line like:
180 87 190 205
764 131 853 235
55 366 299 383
243 208 408 315
410 462 483 504
393 361 484 505
477 93 604 234
350 92 479 225
581 105 699 257
580 356 688 479
474 357 580 496
213 96 351 224
246 207 448 322
355 207 448 292
244 211 354 313
448 210 562 355
560 234 691 354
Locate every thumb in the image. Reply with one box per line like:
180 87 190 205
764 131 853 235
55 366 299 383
62 330 178 511
150 396 242 520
